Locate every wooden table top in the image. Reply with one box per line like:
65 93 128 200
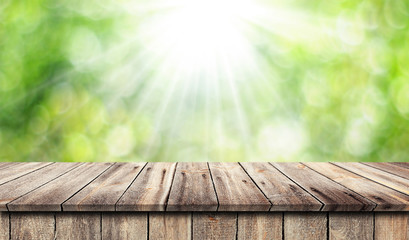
0 162 408 212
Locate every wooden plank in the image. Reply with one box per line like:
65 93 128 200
11 213 54 240
167 162 218 211
0 162 20 171
0 162 52 185
56 213 100 240
63 162 146 211
0 212 8 240
0 162 82 211
193 213 236 240
329 212 373 240
271 162 375 211
305 162 409 211
208 162 271 211
392 162 409 169
102 213 147 240
241 162 322 211
284 212 327 240
334 162 409 195
362 162 409 180
237 213 282 240
150 213 191 240
116 162 177 211
375 212 409 240
8 162 113 211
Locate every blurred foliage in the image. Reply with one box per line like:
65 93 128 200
0 0 408 162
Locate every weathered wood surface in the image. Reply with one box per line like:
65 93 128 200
102 213 147 240
241 162 322 211
272 163 375 211
56 213 101 240
167 162 218 211
329 212 373 240
237 213 282 240
334 162 409 195
0 162 52 185
305 162 409 211
2 212 409 239
208 162 271 211
11 213 54 240
284 212 327 240
116 162 177 211
8 163 112 211
375 212 409 240
362 162 409 180
150 213 191 240
193 213 237 240
0 162 409 212
0 212 8 240
0 162 81 211
63 162 146 211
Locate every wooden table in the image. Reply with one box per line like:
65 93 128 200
0 162 408 239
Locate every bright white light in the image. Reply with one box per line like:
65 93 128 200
143 0 260 73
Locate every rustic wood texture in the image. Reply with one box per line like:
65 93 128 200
193 213 236 240
116 162 177 211
1 162 409 212
150 213 191 240
102 213 147 240
8 163 112 211
0 162 82 211
0 162 52 185
167 162 218 211
56 213 100 240
272 162 375 211
241 162 322 211
391 162 409 169
63 162 146 211
284 212 327 240
362 162 409 180
375 212 409 240
305 162 409 211
329 212 373 240
0 212 8 240
334 162 409 195
237 213 282 240
0 162 19 171
11 213 54 240
208 162 271 211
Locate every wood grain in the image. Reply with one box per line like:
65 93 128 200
362 162 409 180
237 213 282 240
11 213 54 240
392 162 409 169
208 162 271 211
193 213 236 240
0 162 19 171
334 162 409 195
329 212 373 240
167 162 218 211
272 162 375 211
63 162 146 211
8 162 112 211
150 213 191 240
56 213 100 240
116 162 177 211
102 213 147 240
375 212 409 240
284 212 327 240
0 162 52 185
0 162 82 211
305 162 409 211
241 162 321 211
0 212 8 240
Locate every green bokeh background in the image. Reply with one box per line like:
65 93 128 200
0 0 408 162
